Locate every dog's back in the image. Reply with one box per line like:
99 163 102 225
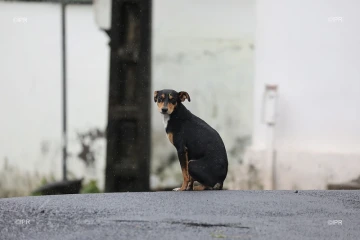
168 103 228 188
184 114 228 168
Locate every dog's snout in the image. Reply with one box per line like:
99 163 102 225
162 108 168 113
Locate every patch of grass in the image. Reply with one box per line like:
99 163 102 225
211 232 226 238
80 180 101 194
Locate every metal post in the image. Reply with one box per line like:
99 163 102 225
61 0 68 181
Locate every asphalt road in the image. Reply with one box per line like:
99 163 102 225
1 190 359 240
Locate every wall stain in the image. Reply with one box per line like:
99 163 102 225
229 136 251 164
76 128 106 166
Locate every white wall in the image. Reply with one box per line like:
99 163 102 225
254 0 360 152
248 0 360 189
0 2 109 194
0 2 62 175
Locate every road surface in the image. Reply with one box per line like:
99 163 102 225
1 190 359 239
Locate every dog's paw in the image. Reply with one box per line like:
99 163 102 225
213 183 223 190
172 187 181 191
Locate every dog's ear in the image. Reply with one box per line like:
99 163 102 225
178 91 191 102
154 91 159 102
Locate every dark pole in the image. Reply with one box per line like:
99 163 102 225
61 0 67 181
105 0 152 192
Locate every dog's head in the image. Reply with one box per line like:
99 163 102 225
153 89 190 114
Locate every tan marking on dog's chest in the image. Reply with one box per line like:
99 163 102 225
167 133 174 145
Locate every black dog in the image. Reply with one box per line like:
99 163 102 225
154 89 228 191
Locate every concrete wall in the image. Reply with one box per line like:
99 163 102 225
0 2 109 196
0 0 255 196
246 0 360 190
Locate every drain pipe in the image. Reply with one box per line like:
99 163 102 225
261 84 278 190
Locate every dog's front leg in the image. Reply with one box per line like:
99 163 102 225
173 150 193 191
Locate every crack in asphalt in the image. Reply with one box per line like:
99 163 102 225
112 219 250 229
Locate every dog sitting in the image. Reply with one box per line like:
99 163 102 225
154 89 228 191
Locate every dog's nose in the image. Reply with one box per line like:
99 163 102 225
162 108 168 113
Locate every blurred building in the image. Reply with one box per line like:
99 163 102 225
0 0 359 196
245 0 360 190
